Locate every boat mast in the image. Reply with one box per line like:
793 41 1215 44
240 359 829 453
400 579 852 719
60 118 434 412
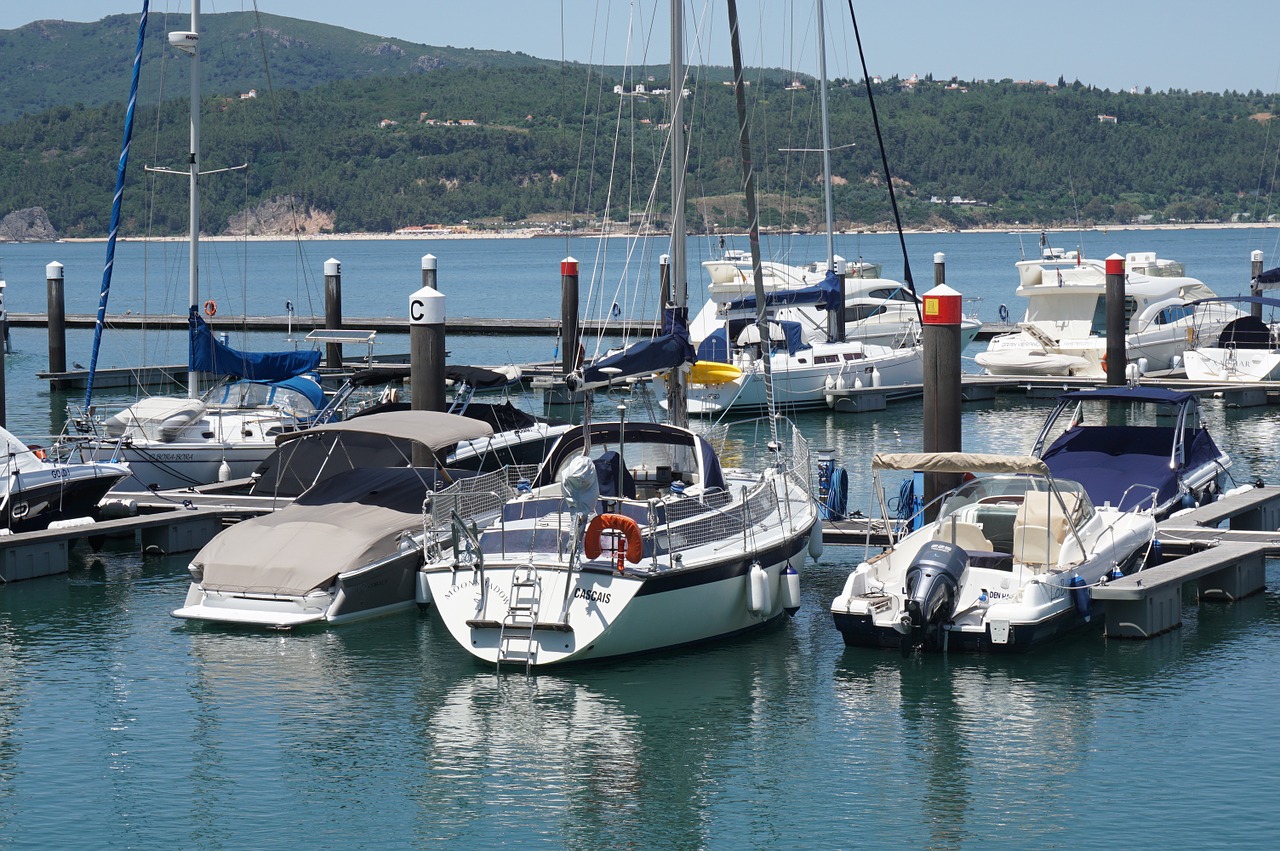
666 0 689 429
726 0 778 448
816 0 844 343
184 1 201 398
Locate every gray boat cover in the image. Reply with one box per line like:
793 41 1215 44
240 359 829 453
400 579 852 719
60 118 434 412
195 467 442 595
276 409 493 449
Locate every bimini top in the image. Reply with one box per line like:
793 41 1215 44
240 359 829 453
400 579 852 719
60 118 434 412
1055 386 1196 406
872 452 1049 476
276 410 492 451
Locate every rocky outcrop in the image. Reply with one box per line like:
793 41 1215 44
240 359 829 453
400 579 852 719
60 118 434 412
225 196 335 236
0 207 58 242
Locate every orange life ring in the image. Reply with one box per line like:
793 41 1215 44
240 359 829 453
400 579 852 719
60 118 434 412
584 513 644 570
1100 355 1107 372
203 299 217 317
27 444 46 460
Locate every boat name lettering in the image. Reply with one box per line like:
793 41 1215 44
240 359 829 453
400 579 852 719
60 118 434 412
442 576 509 605
573 586 611 604
151 453 195 461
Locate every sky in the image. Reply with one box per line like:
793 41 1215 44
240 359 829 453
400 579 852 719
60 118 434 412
2 1 1279 95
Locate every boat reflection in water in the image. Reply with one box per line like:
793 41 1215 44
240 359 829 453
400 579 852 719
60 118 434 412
420 636 792 847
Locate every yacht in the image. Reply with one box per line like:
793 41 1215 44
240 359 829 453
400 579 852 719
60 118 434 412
977 247 1242 377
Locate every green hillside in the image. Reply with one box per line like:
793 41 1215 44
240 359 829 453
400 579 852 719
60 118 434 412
0 13 1275 236
0 11 552 123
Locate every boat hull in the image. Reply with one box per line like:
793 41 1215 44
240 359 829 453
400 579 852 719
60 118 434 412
426 537 809 666
173 546 422 629
3 466 130 532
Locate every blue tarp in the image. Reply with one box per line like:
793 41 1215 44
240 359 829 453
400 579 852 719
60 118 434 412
189 308 321 382
724 269 843 312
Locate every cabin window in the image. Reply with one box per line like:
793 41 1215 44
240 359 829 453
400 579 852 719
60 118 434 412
1153 304 1194 325
1090 296 1138 336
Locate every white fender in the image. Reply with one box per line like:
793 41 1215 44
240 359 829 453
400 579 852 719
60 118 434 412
415 570 432 605
781 562 801 616
748 562 770 614
808 516 824 561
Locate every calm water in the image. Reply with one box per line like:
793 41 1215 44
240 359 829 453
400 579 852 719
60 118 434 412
1 229 1280 848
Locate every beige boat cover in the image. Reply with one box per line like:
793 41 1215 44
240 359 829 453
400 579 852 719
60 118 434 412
276 409 492 449
194 466 433 595
872 452 1050 476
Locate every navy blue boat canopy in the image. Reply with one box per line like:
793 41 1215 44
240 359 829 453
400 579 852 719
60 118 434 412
1055 386 1196 406
577 306 696 390
189 308 321 382
1188 294 1280 309
724 269 843 312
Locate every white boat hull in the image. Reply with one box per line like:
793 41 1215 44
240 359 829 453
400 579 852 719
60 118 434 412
426 540 806 666
1183 347 1280 382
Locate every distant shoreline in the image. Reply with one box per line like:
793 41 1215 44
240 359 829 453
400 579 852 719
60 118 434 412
37 220 1279 244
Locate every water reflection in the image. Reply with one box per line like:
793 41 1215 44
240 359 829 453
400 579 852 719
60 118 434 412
420 632 792 848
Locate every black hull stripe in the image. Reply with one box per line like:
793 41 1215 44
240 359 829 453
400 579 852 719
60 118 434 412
632 532 810 596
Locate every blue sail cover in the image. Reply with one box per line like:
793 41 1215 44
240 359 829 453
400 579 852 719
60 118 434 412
577 306 696 389
189 308 320 381
724 269 843 312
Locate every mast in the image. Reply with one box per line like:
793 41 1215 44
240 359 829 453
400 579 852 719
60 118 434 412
816 0 844 343
726 0 778 450
666 0 689 428
168 1 202 398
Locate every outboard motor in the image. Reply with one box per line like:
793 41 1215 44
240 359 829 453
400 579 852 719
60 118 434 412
902 541 968 651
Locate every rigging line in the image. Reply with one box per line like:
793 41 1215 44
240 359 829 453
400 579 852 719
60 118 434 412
251 1 318 321
843 0 919 320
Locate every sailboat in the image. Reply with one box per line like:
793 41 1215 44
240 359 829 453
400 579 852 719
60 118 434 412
417 0 819 668
66 1 324 492
670 2 925 414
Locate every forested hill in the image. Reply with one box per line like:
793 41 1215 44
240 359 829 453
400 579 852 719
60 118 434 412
0 12 554 122
0 14 1275 236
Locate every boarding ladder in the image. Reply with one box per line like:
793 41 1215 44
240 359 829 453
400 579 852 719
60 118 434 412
496 564 541 672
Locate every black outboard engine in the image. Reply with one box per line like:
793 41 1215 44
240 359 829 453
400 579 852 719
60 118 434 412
901 541 968 651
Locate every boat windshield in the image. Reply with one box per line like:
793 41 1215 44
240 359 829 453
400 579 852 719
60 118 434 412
938 474 1094 526
206 380 320 417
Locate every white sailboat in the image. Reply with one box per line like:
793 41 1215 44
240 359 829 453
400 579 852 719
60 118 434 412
418 0 819 669
67 1 324 492
673 1 925 414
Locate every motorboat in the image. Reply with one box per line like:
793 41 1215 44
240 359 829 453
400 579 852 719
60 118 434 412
310 364 572 473
1031 387 1233 517
1182 293 1280 382
981 241 1243 377
830 452 1157 653
420 417 819 667
0 426 130 533
172 410 510 628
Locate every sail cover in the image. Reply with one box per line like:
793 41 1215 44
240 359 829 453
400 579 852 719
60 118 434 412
189 308 320 381
724 269 843 312
576 306 696 390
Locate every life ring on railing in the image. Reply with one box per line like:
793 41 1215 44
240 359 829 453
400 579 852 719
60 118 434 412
26 444 46 460
203 299 217 317
1100 355 1107 372
584 513 644 570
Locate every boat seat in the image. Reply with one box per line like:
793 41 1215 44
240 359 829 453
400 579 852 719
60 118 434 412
932 518 993 554
1012 490 1079 567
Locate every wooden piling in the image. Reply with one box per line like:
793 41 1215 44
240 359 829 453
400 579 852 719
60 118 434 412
560 257 580 375
1250 250 1264 320
922 283 963 515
